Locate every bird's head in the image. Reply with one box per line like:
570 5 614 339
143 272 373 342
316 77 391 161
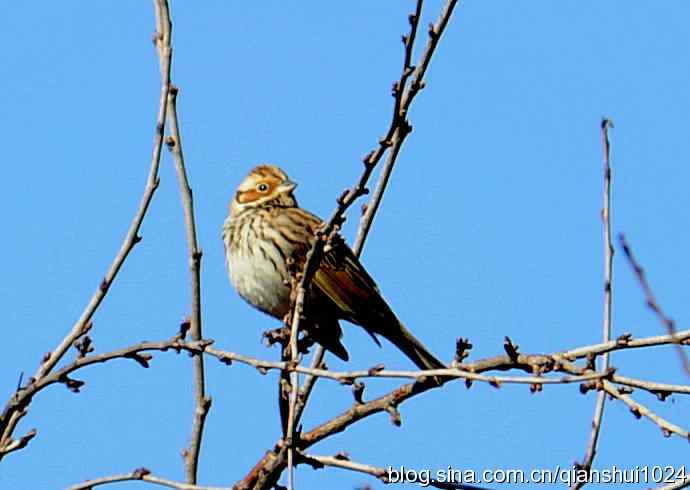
230 164 298 215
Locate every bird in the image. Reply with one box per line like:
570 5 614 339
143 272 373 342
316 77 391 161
222 164 445 371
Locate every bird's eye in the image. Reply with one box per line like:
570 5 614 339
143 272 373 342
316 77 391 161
257 183 269 193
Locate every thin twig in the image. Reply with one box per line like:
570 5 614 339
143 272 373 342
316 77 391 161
611 375 690 398
68 468 228 490
573 118 614 488
353 0 425 254
162 4 210 479
602 381 689 440
619 233 690 375
300 452 492 490
3 325 690 461
0 2 173 457
292 346 326 431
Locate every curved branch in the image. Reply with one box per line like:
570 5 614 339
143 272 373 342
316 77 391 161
0 1 173 458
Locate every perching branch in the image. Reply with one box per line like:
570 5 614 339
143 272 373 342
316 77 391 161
279 1 459 488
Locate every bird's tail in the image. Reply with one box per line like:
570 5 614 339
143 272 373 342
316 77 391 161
380 320 446 371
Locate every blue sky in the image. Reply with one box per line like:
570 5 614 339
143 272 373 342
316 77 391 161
2 2 690 489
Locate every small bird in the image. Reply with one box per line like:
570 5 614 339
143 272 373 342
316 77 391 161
222 164 445 371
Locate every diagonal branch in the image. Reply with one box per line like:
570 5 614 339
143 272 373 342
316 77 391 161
602 381 689 439
353 0 459 254
619 233 690 375
0 1 173 459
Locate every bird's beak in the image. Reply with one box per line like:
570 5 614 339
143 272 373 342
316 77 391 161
279 179 297 193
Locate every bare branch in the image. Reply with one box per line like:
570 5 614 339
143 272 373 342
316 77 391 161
0 0 174 458
602 381 689 440
300 452 492 490
68 468 228 490
619 233 690 375
573 117 614 488
161 0 210 479
353 0 459 254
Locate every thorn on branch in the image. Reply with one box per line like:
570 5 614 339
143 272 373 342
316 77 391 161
489 378 501 389
263 327 290 347
530 383 543 394
58 373 85 393
655 391 670 402
133 235 142 244
454 337 472 363
362 150 375 167
99 278 110 293
298 453 323 471
41 351 52 364
662 428 672 438
399 119 413 135
352 382 365 404
334 451 350 461
73 336 94 358
1 428 37 454
133 467 151 479
408 14 416 26
386 405 402 427
503 337 519 362
410 79 426 92
379 137 393 148
401 34 408 46
616 332 632 345
336 189 349 206
165 135 176 149
629 406 642 419
78 320 94 338
465 378 473 389
125 352 153 368
579 381 596 395
428 22 438 39
219 354 233 366
618 386 633 395
202 397 213 412
177 317 191 340
368 363 385 376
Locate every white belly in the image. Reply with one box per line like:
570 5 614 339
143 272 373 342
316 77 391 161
226 246 292 319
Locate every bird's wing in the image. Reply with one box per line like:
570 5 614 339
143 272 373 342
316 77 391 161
312 236 386 345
